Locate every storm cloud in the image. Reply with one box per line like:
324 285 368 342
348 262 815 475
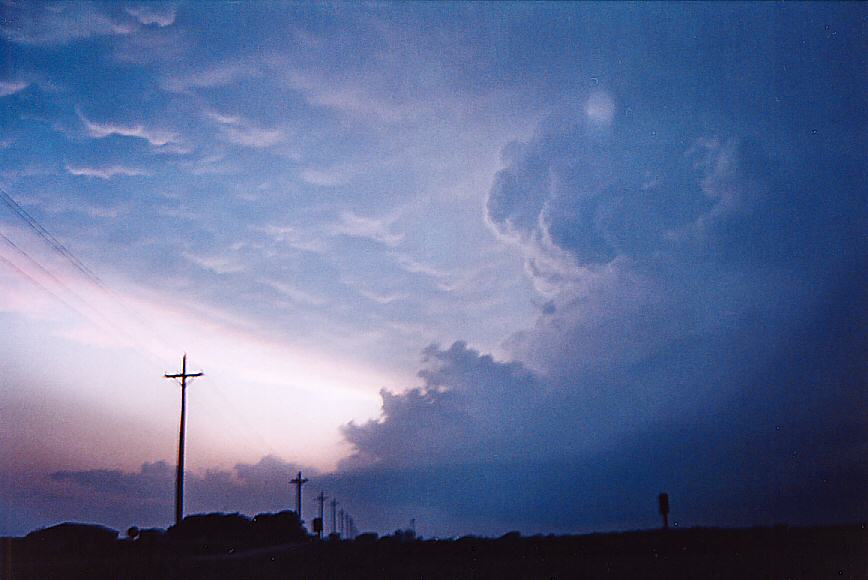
3 3 865 539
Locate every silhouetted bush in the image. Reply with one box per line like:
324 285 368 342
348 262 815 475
251 510 310 544
25 522 118 554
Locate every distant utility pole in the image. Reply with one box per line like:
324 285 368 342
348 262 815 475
330 498 338 536
338 508 345 538
164 354 203 527
658 493 670 530
290 471 309 520
316 491 327 539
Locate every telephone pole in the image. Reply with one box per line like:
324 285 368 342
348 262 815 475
164 354 203 527
316 491 327 539
290 471 309 520
330 498 338 536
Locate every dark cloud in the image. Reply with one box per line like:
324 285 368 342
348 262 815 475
332 6 866 535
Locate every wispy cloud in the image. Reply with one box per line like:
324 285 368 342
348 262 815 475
0 3 133 45
77 110 182 150
329 211 404 247
299 167 349 187
66 164 149 180
162 61 259 93
0 81 29 97
356 288 407 305
254 225 326 254
285 69 411 123
389 251 448 280
261 279 327 306
182 251 246 274
125 5 176 27
206 110 284 149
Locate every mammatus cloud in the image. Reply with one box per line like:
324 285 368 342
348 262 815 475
0 81 29 97
66 164 149 180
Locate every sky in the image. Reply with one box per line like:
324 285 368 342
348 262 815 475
0 2 865 538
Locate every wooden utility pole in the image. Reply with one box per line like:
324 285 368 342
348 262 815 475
330 498 338 536
658 493 670 530
290 471 309 520
164 354 203 527
316 491 328 539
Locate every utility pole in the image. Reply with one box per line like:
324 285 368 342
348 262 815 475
164 354 203 527
316 491 327 539
290 471 308 520
330 498 338 536
658 493 670 530
338 508 345 538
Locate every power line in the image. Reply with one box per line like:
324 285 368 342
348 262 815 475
0 186 183 359
0 188 286 467
0 228 166 370
0 252 99 326
0 188 104 288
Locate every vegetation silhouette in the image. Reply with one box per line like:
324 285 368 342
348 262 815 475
3 519 864 579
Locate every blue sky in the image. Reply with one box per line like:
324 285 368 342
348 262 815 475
0 2 865 537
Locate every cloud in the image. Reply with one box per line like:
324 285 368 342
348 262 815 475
125 5 176 27
65 164 149 180
334 92 867 532
584 91 615 126
205 110 284 149
299 168 349 187
0 3 134 45
182 251 246 275
77 110 182 149
253 225 327 254
329 211 404 247
260 279 327 307
33 457 316 532
341 342 547 470
355 288 407 305
0 80 29 97
162 62 260 93
285 69 412 124
389 252 448 280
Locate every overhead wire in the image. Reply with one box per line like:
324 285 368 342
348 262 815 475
0 228 167 370
0 185 183 359
0 187 284 456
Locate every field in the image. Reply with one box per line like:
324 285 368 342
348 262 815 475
3 524 864 579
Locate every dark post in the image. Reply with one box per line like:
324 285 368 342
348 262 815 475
658 492 670 530
316 491 327 539
177 375 185 526
164 354 203 527
290 471 309 519
330 498 338 536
